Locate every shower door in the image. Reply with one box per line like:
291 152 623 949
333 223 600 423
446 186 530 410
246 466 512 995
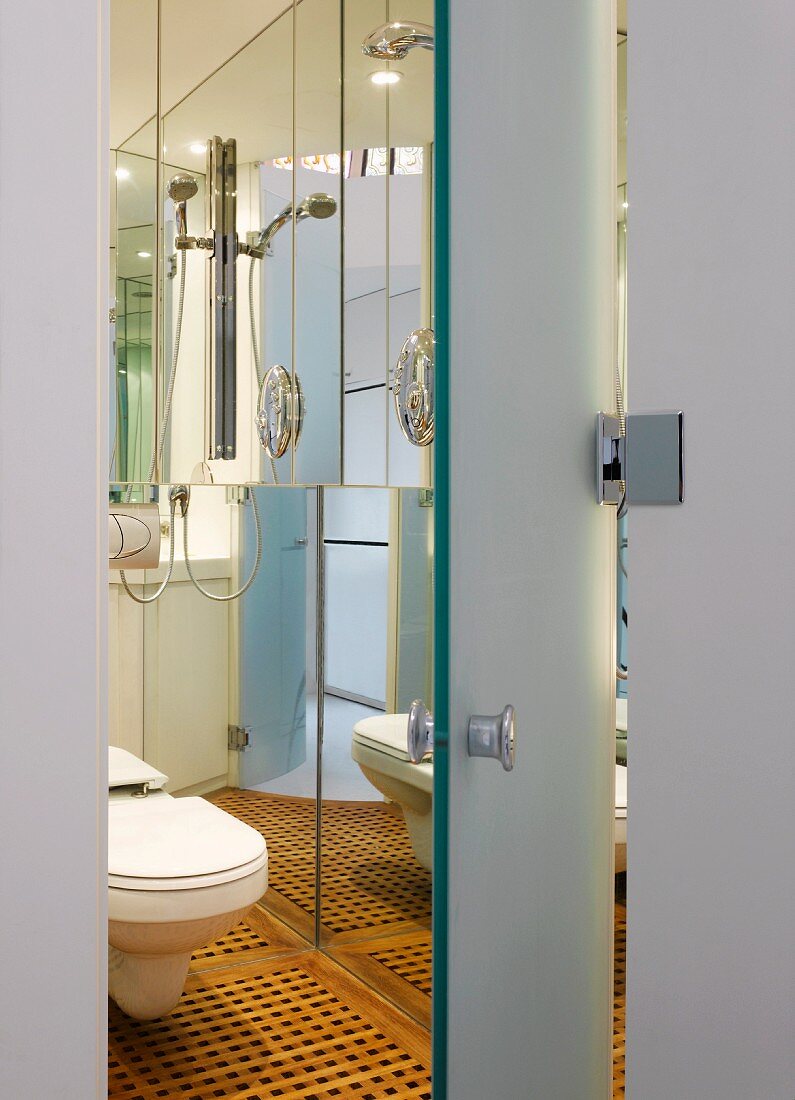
435 0 616 1096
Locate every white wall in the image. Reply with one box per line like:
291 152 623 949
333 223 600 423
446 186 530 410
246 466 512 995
628 1 795 1095
0 1 107 1096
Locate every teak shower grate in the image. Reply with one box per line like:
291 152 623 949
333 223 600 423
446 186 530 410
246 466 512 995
109 952 431 1099
209 790 432 938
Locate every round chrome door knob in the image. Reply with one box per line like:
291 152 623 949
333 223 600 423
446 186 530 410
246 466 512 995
467 705 515 771
407 699 434 764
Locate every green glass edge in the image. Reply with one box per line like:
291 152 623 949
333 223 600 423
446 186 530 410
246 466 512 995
431 0 449 1095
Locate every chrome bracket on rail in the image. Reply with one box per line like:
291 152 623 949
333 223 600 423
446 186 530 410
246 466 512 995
597 411 684 506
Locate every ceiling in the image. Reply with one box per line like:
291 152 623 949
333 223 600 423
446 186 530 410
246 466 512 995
112 0 434 166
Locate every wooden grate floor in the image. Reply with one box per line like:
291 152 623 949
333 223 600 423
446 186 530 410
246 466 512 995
370 936 432 998
613 894 627 1098
190 904 309 973
209 791 432 941
109 951 431 1099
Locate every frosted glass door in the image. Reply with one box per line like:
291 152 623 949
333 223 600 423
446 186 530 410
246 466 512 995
437 0 616 1095
239 488 308 787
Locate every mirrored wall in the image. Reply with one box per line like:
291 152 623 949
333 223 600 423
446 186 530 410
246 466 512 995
110 0 434 490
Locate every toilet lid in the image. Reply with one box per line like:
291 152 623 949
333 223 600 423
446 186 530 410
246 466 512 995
353 713 428 762
615 764 627 818
109 797 266 883
109 746 168 791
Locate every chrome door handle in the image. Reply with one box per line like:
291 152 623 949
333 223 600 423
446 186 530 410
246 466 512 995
407 699 434 763
467 705 515 771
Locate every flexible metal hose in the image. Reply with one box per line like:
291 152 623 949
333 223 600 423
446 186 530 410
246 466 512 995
119 496 178 604
249 256 279 485
118 251 188 600
183 489 263 601
121 249 264 604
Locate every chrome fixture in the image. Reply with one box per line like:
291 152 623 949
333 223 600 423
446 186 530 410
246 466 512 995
168 483 190 517
406 700 434 764
255 365 305 459
208 137 238 461
467 705 516 772
393 327 435 446
167 174 198 241
228 725 252 752
168 143 239 462
108 503 160 570
597 411 685 506
362 22 434 60
247 192 337 259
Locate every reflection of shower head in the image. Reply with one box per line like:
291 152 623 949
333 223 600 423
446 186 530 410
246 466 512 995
362 22 434 60
254 192 337 255
167 174 198 237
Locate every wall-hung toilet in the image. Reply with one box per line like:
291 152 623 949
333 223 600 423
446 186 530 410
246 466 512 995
108 747 267 1020
353 716 628 875
351 715 433 870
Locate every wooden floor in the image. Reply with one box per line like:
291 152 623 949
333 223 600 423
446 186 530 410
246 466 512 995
209 790 432 942
613 874 627 1098
208 790 433 1028
109 908 431 1099
109 792 626 1096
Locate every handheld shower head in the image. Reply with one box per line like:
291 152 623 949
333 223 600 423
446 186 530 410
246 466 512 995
362 22 434 61
167 174 199 238
296 192 337 222
253 192 337 256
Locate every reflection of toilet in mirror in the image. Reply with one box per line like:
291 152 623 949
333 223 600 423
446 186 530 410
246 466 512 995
352 713 628 876
352 714 433 870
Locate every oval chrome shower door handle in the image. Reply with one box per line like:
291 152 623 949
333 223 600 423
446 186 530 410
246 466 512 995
467 705 516 771
407 700 434 764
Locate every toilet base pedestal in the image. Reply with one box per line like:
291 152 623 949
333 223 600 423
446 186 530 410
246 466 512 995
109 946 191 1021
403 807 432 871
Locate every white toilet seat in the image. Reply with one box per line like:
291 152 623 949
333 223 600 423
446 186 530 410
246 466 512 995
109 796 266 890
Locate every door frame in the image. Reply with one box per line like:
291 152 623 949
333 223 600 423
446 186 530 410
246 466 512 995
0 0 109 1094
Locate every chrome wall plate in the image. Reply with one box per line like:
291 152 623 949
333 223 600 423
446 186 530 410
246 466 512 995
597 410 684 506
393 327 435 446
255 365 305 459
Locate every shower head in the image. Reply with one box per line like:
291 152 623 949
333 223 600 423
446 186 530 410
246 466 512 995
167 174 199 238
297 192 337 221
362 21 434 61
253 192 337 256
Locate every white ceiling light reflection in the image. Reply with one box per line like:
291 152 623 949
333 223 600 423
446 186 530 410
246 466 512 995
369 70 402 86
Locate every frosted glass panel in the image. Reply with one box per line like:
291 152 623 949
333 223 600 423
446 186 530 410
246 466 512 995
324 543 388 704
239 488 309 786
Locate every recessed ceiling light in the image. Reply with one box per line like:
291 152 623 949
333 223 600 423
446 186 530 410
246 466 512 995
136 251 152 259
115 167 130 180
190 142 206 156
622 201 629 209
370 70 401 86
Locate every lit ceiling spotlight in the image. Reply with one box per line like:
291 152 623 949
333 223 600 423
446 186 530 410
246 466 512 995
370 69 402 86
136 251 152 259
115 167 130 180
190 142 206 155
622 201 629 209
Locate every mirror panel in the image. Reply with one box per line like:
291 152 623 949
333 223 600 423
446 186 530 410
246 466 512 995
319 487 433 1028
109 0 436 1033
160 1 297 484
294 0 343 485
